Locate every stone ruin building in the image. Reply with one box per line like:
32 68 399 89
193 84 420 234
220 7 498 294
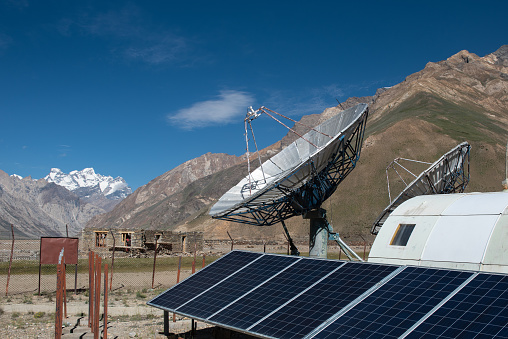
80 228 203 255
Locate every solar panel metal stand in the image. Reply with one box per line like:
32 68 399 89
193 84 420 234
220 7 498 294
163 310 169 336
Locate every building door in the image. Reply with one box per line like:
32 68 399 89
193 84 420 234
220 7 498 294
182 236 187 252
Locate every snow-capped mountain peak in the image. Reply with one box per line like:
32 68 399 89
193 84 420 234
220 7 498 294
45 168 132 200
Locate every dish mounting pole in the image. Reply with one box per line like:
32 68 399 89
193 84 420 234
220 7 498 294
304 208 363 261
304 209 329 258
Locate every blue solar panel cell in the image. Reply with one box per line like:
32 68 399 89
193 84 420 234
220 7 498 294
249 262 398 339
209 257 344 330
406 273 508 339
176 254 299 319
311 267 473 339
148 251 262 311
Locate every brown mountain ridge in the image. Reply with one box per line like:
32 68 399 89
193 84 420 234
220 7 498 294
87 45 508 243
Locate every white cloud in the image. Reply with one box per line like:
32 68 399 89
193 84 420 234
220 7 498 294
168 90 254 129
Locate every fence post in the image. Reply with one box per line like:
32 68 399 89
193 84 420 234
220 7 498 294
173 256 182 323
55 248 65 339
74 263 78 295
152 236 158 289
192 246 196 274
202 254 206 268
103 263 109 339
359 235 367 260
94 254 101 338
6 224 14 296
177 256 181 284
63 260 67 319
110 231 115 291
88 251 94 330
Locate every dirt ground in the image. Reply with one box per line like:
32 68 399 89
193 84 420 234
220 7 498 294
0 288 218 338
0 294 261 339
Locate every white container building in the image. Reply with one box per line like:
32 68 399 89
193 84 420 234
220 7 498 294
368 192 508 273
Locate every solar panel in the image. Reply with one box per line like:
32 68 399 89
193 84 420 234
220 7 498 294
176 254 299 319
310 267 474 339
148 250 262 310
209 257 344 330
404 273 508 338
148 251 508 339
248 262 398 339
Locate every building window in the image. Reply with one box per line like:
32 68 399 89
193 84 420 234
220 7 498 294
95 232 107 248
390 224 415 246
121 233 132 247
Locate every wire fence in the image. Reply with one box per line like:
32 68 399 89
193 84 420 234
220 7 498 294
0 237 372 296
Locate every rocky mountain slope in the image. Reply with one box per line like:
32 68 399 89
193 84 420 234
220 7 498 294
45 168 131 212
87 152 244 229
88 45 508 243
0 171 105 238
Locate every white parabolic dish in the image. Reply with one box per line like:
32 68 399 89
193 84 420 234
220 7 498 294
209 103 369 225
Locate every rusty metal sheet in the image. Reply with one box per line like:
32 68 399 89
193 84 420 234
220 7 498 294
40 237 79 265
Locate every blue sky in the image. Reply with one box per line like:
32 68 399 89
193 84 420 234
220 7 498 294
0 0 505 191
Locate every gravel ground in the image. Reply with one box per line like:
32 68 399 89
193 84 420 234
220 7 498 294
0 307 255 338
0 288 258 338
0 289 182 338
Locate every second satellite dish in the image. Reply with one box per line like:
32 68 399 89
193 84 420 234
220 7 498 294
371 142 471 235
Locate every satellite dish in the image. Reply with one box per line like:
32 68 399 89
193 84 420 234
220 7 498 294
210 103 369 259
370 142 471 235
